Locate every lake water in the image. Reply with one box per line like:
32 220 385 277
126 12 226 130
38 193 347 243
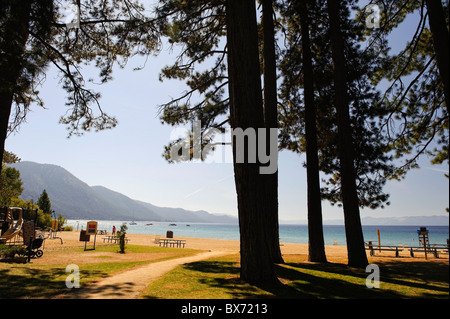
67 220 449 247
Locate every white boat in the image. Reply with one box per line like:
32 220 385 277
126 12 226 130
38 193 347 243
129 221 137 225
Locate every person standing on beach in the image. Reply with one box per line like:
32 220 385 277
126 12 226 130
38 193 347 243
112 226 116 236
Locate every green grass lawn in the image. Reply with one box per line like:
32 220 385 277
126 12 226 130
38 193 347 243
2 247 447 299
140 254 449 299
0 245 200 299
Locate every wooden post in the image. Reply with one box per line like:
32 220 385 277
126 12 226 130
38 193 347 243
377 229 381 252
27 236 33 263
422 234 428 260
368 241 374 256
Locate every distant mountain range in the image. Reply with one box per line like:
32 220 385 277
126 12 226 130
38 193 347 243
359 215 449 226
9 161 237 223
282 216 449 226
7 161 448 226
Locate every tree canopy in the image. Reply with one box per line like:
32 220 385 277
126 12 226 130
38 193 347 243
0 0 162 168
359 0 449 178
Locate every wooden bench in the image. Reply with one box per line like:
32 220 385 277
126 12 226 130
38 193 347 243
366 241 449 259
408 245 448 258
365 242 403 257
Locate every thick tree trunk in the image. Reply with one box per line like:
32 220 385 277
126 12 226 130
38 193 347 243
0 97 14 169
326 0 368 268
298 1 327 263
262 0 284 264
226 0 278 285
0 0 32 169
425 0 450 114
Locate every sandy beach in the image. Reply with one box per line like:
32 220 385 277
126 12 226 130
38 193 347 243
40 230 445 264
41 230 345 255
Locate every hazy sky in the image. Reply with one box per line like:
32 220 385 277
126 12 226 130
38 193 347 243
5 2 449 222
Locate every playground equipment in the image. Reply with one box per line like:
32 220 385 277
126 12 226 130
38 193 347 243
0 207 23 243
46 218 63 244
1 207 42 261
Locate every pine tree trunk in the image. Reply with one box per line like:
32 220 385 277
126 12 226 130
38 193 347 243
262 0 284 264
298 0 327 263
326 0 368 268
0 96 13 169
226 0 278 285
0 0 32 169
425 0 450 114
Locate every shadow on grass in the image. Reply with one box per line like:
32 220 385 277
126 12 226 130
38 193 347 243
179 260 303 299
275 263 396 299
60 280 137 299
0 266 107 299
155 257 449 299
278 260 449 299
370 261 449 295
184 261 277 299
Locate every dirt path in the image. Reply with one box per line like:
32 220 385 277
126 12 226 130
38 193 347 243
56 250 230 299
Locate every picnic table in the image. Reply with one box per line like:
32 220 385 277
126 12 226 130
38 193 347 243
158 238 186 248
102 235 129 244
96 229 107 235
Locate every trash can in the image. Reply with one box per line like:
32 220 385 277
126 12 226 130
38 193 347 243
166 230 173 238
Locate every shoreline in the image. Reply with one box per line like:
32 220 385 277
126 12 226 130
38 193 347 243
66 220 450 247
40 230 448 263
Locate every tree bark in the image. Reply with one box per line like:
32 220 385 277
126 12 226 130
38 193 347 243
262 0 284 264
0 0 32 169
425 0 450 114
298 0 327 263
226 0 278 285
326 0 368 268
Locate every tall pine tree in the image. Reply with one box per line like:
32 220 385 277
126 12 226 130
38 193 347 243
226 0 278 284
298 0 327 263
261 0 284 264
278 0 393 265
327 0 368 268
157 0 283 273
